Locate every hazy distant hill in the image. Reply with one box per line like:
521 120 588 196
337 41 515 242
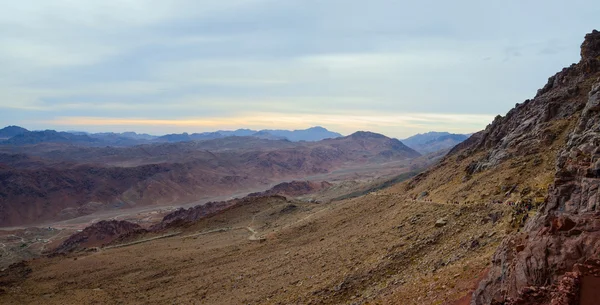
250 130 287 141
0 126 342 146
92 132 157 141
0 125 28 139
2 130 99 145
217 129 256 137
401 131 469 154
157 126 342 143
261 126 342 142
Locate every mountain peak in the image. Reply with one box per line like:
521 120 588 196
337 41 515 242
0 125 29 138
581 29 600 61
349 131 387 139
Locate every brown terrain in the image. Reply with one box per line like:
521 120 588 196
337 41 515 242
248 181 333 198
0 193 513 304
0 131 419 227
1 30 600 305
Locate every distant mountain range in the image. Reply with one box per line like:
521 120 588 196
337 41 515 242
0 130 420 226
401 131 471 154
2 130 99 145
0 126 343 146
0 125 472 156
156 126 342 143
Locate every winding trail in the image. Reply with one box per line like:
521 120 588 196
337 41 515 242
246 226 261 241
103 202 334 249
103 232 182 250
181 227 241 238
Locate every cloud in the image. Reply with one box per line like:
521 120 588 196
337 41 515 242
1 0 599 137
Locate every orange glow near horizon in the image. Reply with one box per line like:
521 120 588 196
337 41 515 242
41 112 494 137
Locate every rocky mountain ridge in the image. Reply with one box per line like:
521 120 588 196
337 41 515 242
54 220 146 253
472 29 600 304
379 29 600 304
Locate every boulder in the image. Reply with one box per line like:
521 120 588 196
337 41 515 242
435 218 447 227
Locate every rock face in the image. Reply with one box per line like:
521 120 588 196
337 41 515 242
55 220 145 253
472 30 600 304
486 261 600 305
152 200 240 230
399 49 588 206
152 195 288 230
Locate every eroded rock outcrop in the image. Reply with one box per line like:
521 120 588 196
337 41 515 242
55 220 146 253
152 200 240 230
151 195 289 230
473 30 600 304
248 180 332 198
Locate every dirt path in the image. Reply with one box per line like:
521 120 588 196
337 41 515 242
40 229 70 252
103 232 182 250
8 235 25 243
181 227 241 238
246 227 261 241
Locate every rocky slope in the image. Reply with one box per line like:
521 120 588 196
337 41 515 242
151 196 266 230
248 181 333 198
54 220 146 253
394 49 586 207
378 29 600 304
0 163 173 227
0 185 513 305
472 30 600 304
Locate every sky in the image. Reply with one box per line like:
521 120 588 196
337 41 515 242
1 1 599 138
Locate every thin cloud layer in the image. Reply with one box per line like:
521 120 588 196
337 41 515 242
1 0 599 137
45 112 494 136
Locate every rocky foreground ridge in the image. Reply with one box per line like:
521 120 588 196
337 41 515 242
54 220 146 253
471 30 600 304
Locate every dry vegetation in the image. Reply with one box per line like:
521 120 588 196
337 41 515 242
1 187 515 304
394 118 575 206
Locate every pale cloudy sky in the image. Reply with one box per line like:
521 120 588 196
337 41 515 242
1 0 598 138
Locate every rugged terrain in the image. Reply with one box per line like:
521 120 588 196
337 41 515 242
1 29 598 305
389 30 600 303
0 131 420 227
0 193 513 304
472 29 600 304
